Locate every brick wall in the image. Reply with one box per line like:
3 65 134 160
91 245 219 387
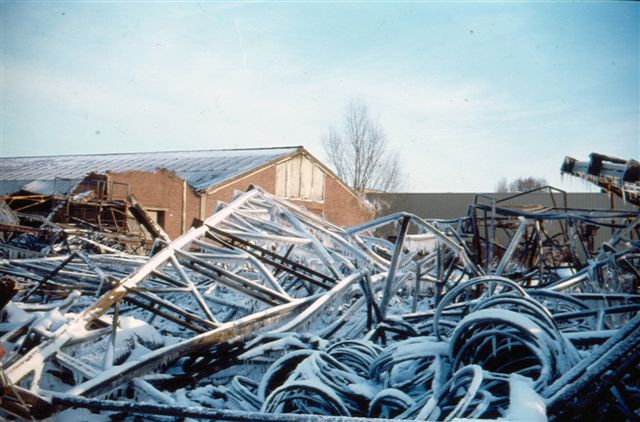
108 169 200 239
204 165 374 227
110 163 374 239
205 166 278 216
310 174 374 227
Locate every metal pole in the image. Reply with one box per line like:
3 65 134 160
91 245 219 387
380 215 410 319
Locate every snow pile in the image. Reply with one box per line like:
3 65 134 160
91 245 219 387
502 376 547 422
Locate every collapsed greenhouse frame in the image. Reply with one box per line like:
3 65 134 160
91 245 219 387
0 184 639 421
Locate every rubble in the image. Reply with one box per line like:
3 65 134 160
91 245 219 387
0 185 638 421
0 189 161 259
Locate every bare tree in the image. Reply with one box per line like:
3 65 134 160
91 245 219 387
323 99 404 193
495 176 548 193
495 177 509 193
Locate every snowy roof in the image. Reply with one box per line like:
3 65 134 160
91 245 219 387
0 147 300 195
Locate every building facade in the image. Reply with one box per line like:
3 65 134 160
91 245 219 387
0 146 374 239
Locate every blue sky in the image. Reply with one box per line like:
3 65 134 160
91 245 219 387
1 1 638 192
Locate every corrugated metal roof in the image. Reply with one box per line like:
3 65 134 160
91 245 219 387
0 147 299 195
0 180 33 196
21 179 83 196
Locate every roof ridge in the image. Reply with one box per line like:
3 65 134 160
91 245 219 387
0 146 304 195
1 145 303 160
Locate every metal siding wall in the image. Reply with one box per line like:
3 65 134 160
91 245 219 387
369 192 637 219
368 192 638 246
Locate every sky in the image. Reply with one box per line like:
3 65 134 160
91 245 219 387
1 1 638 192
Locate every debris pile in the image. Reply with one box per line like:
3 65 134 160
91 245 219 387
0 187 165 259
1 186 638 421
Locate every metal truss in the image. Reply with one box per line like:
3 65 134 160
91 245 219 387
1 186 639 420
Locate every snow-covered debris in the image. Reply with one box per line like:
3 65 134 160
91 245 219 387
1 186 638 420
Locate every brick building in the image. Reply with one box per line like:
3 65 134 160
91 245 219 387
0 146 374 238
